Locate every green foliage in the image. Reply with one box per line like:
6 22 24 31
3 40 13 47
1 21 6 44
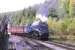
67 18 75 35
48 16 75 40
9 7 36 25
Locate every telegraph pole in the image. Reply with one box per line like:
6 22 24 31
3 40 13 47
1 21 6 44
0 15 9 50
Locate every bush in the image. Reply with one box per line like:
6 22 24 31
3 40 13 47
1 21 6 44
48 16 75 41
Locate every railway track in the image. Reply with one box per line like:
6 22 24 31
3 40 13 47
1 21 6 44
9 35 50 50
9 35 75 50
45 41 75 50
52 41 75 47
33 40 75 50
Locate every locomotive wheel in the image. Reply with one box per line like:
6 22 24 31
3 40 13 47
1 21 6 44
40 33 49 41
32 31 39 40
